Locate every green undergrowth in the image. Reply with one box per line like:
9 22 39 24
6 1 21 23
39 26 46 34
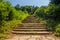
0 14 29 40
0 20 21 39
55 24 60 36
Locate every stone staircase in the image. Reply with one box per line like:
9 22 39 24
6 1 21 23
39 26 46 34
12 15 52 35
22 15 40 23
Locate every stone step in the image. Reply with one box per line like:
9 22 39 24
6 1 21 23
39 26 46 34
21 23 46 25
22 21 40 23
16 26 47 29
18 23 46 27
12 31 52 34
23 25 46 27
22 18 39 21
13 29 48 31
18 25 46 27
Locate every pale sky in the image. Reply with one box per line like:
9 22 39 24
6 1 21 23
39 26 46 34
9 0 50 7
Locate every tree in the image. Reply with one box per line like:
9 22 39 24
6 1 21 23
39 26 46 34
34 6 47 19
0 0 7 2
48 3 60 20
15 5 39 15
50 0 60 5
15 4 20 10
8 10 14 20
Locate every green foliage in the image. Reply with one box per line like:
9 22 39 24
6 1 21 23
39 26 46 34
8 8 15 20
15 5 39 15
15 4 20 10
46 19 57 31
0 0 29 39
46 4 60 36
0 2 8 20
50 0 60 5
34 3 60 36
34 6 47 19
46 4 60 20
55 24 60 36
14 10 28 20
0 20 21 39
0 0 6 2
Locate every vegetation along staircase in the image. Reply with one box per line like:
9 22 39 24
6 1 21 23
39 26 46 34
12 15 52 35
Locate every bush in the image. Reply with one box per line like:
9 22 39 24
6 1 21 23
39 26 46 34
34 6 47 19
14 10 29 20
0 20 21 39
0 1 29 39
55 24 60 36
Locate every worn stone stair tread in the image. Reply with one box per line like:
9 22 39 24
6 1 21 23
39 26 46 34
17 26 47 28
22 15 40 23
16 27 47 29
21 23 46 25
18 23 46 27
18 25 46 27
13 29 48 31
12 31 52 34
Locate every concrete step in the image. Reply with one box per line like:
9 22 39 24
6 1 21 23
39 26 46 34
16 26 47 29
18 25 46 27
21 23 46 25
22 21 39 22
18 23 46 27
12 31 52 34
22 18 39 22
13 29 48 31
23 25 46 27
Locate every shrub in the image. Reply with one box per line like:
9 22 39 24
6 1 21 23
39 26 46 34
55 24 60 36
14 10 29 20
0 20 21 39
0 1 29 39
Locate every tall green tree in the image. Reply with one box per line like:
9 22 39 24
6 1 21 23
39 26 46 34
15 5 39 15
34 6 47 19
50 0 60 5
15 4 20 10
